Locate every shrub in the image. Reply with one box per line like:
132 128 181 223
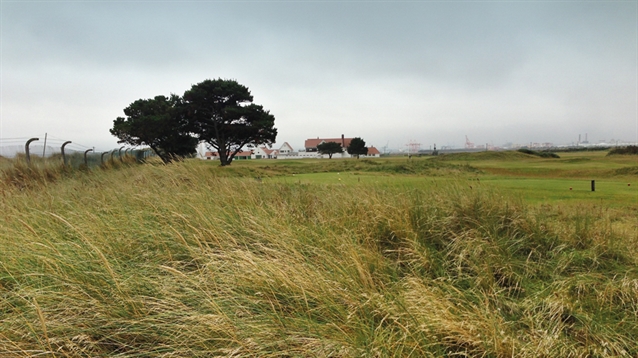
517 148 560 158
538 152 560 158
607 145 638 156
517 148 536 155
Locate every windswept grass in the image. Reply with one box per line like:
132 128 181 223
1 160 637 356
0 154 140 190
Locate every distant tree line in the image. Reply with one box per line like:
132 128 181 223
110 79 277 166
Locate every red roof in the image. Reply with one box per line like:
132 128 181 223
305 137 353 149
234 151 253 157
205 151 253 157
367 146 380 155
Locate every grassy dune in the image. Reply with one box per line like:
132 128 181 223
436 150 638 179
1 156 637 356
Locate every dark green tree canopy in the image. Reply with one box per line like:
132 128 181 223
183 79 277 166
317 141 343 159
110 95 198 163
347 137 368 159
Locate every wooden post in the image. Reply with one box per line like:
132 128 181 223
591 180 595 192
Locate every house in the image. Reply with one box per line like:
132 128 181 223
201 140 376 161
303 135 381 159
278 142 294 155
260 147 279 159
204 151 218 160
249 146 279 159
366 146 381 157
304 135 353 152
251 147 268 159
234 150 254 160
204 150 253 160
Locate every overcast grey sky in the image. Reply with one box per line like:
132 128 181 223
1 0 637 152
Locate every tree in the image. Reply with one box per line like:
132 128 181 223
317 141 343 159
110 95 198 163
347 137 368 159
183 79 277 166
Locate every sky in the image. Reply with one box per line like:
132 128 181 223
1 0 637 154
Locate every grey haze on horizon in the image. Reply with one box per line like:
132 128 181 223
1 0 636 152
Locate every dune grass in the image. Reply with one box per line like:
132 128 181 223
0 154 140 191
1 157 637 356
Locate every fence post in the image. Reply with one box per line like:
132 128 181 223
84 149 93 166
61 141 72 166
101 152 108 164
119 146 125 162
25 138 39 165
42 133 48 157
591 180 595 192
110 149 116 160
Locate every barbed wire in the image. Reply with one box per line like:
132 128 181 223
2 135 151 147
0 135 148 158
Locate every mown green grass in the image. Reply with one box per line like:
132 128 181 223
0 151 637 356
479 177 637 206
270 172 637 208
259 151 636 208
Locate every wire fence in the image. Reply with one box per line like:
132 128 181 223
0 136 156 169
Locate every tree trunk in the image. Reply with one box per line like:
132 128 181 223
219 152 230 166
217 142 231 166
151 145 170 164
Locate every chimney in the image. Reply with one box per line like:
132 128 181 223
342 134 345 147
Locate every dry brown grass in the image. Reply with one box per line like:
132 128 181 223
0 160 636 356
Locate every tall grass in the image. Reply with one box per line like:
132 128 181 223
0 154 139 190
1 161 636 356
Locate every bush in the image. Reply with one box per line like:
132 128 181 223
607 145 638 156
517 148 560 158
538 152 560 158
517 148 536 155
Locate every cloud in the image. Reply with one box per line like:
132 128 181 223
1 1 636 151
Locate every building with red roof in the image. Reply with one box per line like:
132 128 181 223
304 135 353 152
